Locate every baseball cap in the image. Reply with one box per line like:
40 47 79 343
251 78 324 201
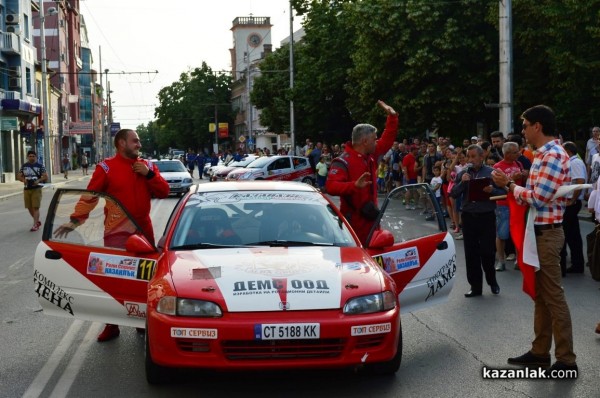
471 136 478 141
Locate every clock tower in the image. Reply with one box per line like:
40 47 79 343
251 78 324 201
230 16 272 80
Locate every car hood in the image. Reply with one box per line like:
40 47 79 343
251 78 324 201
167 247 385 312
227 167 255 176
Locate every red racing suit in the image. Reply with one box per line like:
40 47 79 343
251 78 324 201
326 114 398 245
75 155 170 245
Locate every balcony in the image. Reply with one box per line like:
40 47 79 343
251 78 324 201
1 32 20 54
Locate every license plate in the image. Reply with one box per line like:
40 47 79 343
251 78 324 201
169 183 181 188
255 323 320 340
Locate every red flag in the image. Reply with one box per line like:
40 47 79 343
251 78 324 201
507 194 536 300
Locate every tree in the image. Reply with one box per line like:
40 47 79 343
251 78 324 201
154 63 232 152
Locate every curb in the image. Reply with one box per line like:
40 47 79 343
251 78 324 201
0 174 89 201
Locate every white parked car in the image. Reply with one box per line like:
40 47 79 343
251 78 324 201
150 159 193 196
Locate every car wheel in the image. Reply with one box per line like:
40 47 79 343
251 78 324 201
145 328 172 384
363 325 402 375
302 177 315 186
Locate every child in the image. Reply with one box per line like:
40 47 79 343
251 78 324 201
315 156 328 190
430 165 443 212
377 159 387 193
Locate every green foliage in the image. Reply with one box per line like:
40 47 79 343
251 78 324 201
153 63 232 152
142 0 600 147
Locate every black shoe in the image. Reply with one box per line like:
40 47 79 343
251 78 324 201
566 267 584 274
548 361 578 378
464 290 482 298
491 284 500 295
507 351 551 367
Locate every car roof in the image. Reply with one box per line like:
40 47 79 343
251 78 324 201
190 180 318 193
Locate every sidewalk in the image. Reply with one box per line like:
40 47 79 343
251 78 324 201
0 166 91 201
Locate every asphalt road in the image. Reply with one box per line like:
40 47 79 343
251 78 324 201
0 176 598 397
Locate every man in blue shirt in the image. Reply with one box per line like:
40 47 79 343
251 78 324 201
186 149 198 178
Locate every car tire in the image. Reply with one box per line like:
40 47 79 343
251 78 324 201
302 177 315 186
363 326 402 375
145 329 172 384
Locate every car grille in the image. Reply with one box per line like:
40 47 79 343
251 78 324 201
175 334 387 360
177 340 211 352
221 339 345 360
166 178 183 183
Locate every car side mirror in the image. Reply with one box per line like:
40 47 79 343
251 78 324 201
125 234 156 254
368 229 394 248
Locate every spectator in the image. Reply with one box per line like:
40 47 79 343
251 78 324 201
402 145 420 209
186 149 198 178
585 126 600 172
62 153 70 179
196 152 206 180
430 165 444 219
309 142 322 172
446 148 467 238
17 150 48 231
377 158 387 194
492 105 577 373
422 142 442 184
315 156 328 190
81 152 89 176
560 141 587 275
490 131 506 159
492 142 525 271
451 145 503 297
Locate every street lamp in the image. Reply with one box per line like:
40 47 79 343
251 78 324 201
208 88 218 154
39 2 58 182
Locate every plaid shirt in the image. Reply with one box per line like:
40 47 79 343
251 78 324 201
513 139 570 225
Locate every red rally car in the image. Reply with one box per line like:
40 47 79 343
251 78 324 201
34 181 455 383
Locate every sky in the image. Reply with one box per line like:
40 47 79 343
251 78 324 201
80 0 303 129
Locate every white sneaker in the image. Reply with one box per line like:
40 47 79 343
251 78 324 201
455 233 463 240
495 262 506 271
506 253 516 261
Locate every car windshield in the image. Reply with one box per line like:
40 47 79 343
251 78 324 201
229 156 255 167
154 161 187 173
245 156 274 169
169 190 356 249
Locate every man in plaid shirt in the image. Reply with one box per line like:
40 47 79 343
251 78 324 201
492 105 577 374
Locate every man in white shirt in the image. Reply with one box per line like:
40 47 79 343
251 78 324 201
585 127 600 173
561 141 587 275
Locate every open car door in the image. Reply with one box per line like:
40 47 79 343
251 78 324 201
364 184 456 313
33 189 159 328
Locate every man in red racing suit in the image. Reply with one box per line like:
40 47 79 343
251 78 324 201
326 100 398 245
55 129 169 342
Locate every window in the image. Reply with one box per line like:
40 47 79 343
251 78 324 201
23 14 30 41
25 68 31 94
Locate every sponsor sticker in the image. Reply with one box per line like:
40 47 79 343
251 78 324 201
379 247 420 273
350 322 392 336
124 301 147 319
87 253 156 281
171 327 218 339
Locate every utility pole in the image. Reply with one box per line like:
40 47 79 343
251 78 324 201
40 0 53 182
499 0 513 137
289 1 296 155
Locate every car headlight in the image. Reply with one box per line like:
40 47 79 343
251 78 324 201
343 291 396 315
239 172 254 180
183 178 193 184
157 296 223 317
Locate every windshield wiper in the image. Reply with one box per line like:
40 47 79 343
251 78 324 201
170 243 242 250
247 240 334 247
